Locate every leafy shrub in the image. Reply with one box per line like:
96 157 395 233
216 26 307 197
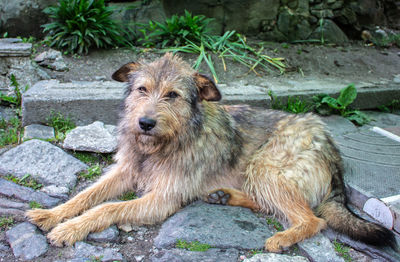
138 12 285 82
46 112 76 141
42 0 130 54
313 84 370 125
140 10 213 48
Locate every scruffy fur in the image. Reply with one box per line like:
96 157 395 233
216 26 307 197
27 54 396 251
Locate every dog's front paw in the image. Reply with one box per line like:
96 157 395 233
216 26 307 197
206 190 231 205
47 220 86 247
26 209 61 231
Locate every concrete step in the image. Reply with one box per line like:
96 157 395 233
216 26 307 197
21 80 269 126
22 78 400 126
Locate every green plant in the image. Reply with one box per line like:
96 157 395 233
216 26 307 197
46 112 76 140
80 163 102 180
370 33 400 48
266 217 283 231
0 216 14 230
250 249 263 255
18 36 36 44
176 240 211 252
4 174 43 190
119 191 137 201
378 99 400 113
0 74 27 107
313 84 370 125
29 201 43 209
138 12 285 82
333 240 352 262
42 0 131 54
268 91 313 114
140 10 213 48
0 117 22 147
73 152 99 164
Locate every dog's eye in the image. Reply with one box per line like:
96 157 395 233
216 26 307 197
166 91 179 99
137 86 147 93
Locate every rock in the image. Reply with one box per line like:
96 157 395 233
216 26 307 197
6 222 48 260
0 39 32 57
34 49 68 71
118 223 134 232
0 106 17 121
74 241 124 261
394 74 400 84
0 207 26 221
321 115 357 138
154 201 275 249
0 139 88 188
23 124 55 141
40 185 69 199
87 225 119 242
297 233 344 262
323 228 400 261
308 19 348 44
63 121 118 153
0 1 51 37
151 248 239 262
243 253 309 262
0 178 61 207
277 8 312 41
0 198 29 210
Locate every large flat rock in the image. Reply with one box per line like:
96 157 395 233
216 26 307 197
0 139 87 188
154 201 275 250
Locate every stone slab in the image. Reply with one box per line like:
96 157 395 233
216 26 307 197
0 178 61 207
73 241 124 261
0 139 87 188
23 124 55 141
151 248 239 262
6 222 48 260
298 233 344 262
154 201 275 250
244 253 309 262
0 39 31 57
22 80 271 126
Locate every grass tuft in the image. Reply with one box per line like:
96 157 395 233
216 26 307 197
176 240 212 252
4 174 43 190
0 216 14 230
333 240 352 262
266 217 284 231
46 112 76 141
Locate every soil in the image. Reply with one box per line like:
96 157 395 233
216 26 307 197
38 41 400 88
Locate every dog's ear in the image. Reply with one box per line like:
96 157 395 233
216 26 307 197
112 62 141 82
194 73 221 101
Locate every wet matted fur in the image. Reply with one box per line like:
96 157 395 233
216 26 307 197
27 54 396 251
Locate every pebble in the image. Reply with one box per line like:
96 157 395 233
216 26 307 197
87 225 119 242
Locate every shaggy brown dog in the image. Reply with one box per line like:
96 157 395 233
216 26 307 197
27 54 396 251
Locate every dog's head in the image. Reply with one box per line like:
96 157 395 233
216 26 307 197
112 53 221 153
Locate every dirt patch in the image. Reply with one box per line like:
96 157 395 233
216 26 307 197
38 41 400 88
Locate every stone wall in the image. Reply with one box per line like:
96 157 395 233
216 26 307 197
0 0 399 42
161 0 400 43
0 0 57 38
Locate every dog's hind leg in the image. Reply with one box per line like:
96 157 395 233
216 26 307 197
26 164 133 231
263 181 327 252
206 188 260 211
47 192 179 246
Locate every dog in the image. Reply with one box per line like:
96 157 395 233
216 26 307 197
27 53 396 252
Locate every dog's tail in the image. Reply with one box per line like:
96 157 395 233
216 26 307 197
318 198 397 248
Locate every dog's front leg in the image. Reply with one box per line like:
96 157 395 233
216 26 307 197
26 164 133 231
47 192 179 246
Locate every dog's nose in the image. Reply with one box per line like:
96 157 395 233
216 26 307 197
139 117 156 131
